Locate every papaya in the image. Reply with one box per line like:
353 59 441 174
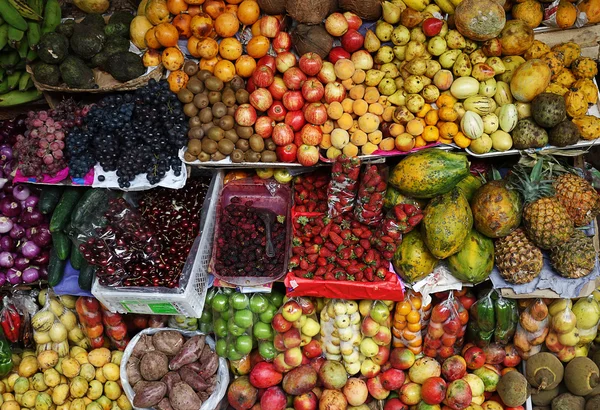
471 180 522 238
392 230 438 283
455 174 483 202
421 188 473 259
383 186 428 209
388 149 470 199
447 229 494 283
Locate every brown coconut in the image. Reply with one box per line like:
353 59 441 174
292 24 333 59
338 0 381 20
286 0 337 25
258 0 286 14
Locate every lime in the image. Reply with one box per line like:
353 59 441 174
235 335 253 355
249 294 269 314
228 318 245 337
253 321 274 340
259 305 276 324
258 340 277 361
269 291 284 308
234 310 254 328
215 339 228 357
231 293 249 310
227 345 244 361
211 294 230 313
214 317 228 338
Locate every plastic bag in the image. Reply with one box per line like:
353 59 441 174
545 299 582 362
327 155 361 218
392 290 432 355
354 164 388 225
75 297 105 349
253 291 285 361
321 298 360 375
514 299 549 360
423 293 468 360
120 328 229 410
0 296 26 345
294 172 329 213
101 307 130 351
468 290 495 347
197 288 216 334
359 300 393 377
211 288 254 362
168 316 200 331
573 296 600 352
31 290 71 357
373 203 424 261
494 294 518 345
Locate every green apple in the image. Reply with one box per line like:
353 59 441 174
199 310 212 324
228 318 245 337
258 340 277 360
234 310 254 329
231 293 249 310
369 301 390 325
214 317 228 338
273 169 292 184
220 309 233 321
227 345 244 361
249 294 269 314
211 294 230 312
215 339 228 357
253 321 274 340
293 315 307 329
235 335 253 355
269 291 285 308
259 305 276 324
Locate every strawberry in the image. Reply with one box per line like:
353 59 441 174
305 244 320 255
359 239 371 250
288 255 300 269
328 232 343 247
307 254 318 263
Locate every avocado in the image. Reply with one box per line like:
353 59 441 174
107 51 145 82
70 25 106 60
59 55 96 89
37 32 69 64
80 14 105 30
90 36 130 70
56 20 76 38
105 11 134 38
32 62 61 86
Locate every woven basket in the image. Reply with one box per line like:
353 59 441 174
26 64 164 93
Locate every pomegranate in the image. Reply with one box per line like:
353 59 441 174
299 52 323 76
249 362 283 389
271 123 294 146
267 101 287 122
303 103 327 125
234 104 257 126
301 79 325 103
227 376 258 410
252 65 275 88
283 67 307 90
379 368 406 391
282 91 305 111
254 116 275 138
275 51 297 73
273 31 292 53
300 124 322 146
260 386 286 410
249 88 273 112
421 377 446 405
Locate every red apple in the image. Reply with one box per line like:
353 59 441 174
373 326 393 346
276 143 297 163
272 313 292 333
373 345 390 366
285 109 306 132
303 102 327 125
309 357 326 376
276 51 297 73
293 391 318 410
442 318 461 335
299 52 323 76
250 362 283 389
283 328 302 349
343 11 362 30
439 346 455 360
299 299 315 315
257 55 276 71
341 29 364 53
421 377 446 405
284 346 303 367
317 61 336 84
283 67 307 90
431 304 451 323
261 386 286 410
379 368 405 391
246 77 256 93
390 347 415 370
282 91 305 111
273 31 292 53
274 333 286 352
301 79 325 103
282 300 303 322
254 116 275 138
297 144 319 166
260 15 280 38
441 356 467 382
483 343 506 365
324 12 349 37
427 322 445 339
445 379 472 410
367 375 390 401
503 345 522 368
294 131 303 147
273 353 293 373
268 76 288 100
328 47 351 63
399 382 421 406
383 398 408 410
300 124 322 146
271 123 295 146
234 104 257 126
464 346 486 370
422 17 443 37
252 65 275 88
249 88 273 112
302 339 323 359
324 82 346 103
268 101 287 121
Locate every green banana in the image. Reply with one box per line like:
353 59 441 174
0 0 27 31
26 0 42 14
25 48 35 62
0 50 18 68
16 36 27 58
18 71 31 90
7 25 24 46
7 0 41 20
0 15 5 25
0 80 8 95
41 0 61 35
26 21 40 49
0 89 42 106
6 70 22 90
0 24 8 50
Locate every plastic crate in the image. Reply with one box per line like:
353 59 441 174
91 172 223 317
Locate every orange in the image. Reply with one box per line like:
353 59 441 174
219 37 242 60
436 93 457 108
235 55 256 77
416 103 432 118
408 338 422 348
407 310 420 324
422 125 439 142
155 23 179 47
439 121 459 140
237 0 260 25
392 328 402 339
396 301 411 316
172 13 192 38
407 322 421 333
199 56 220 73
214 12 240 37
403 330 416 341
438 106 458 122
453 131 471 148
246 35 269 58
213 59 236 82
395 319 407 330
167 0 188 14
424 109 438 126
144 27 161 49
414 135 427 148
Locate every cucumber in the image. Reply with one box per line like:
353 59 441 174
70 242 85 270
47 247 66 287
49 188 83 232
39 185 64 214
78 261 95 291
71 189 107 227
52 230 70 260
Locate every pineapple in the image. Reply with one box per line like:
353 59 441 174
494 228 544 284
511 160 574 250
550 230 597 278
553 172 600 227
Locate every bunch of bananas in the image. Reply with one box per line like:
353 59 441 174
0 0 60 105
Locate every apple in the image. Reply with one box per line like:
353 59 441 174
252 65 275 88
431 304 451 323
274 333 286 352
427 321 445 339
328 47 351 63
483 343 506 365
249 88 273 112
361 316 380 337
369 302 390 325
444 379 472 410
297 144 319 166
276 51 297 73
380 368 406 391
373 345 390 366
317 61 337 84
234 104 257 127
299 52 323 76
367 375 390 400
268 77 288 100
503 345 521 368
309 357 326 376
268 101 287 122
301 79 325 103
284 346 303 367
383 398 408 410
343 11 362 30
360 338 379 358
442 318 461 336
303 103 328 125
273 31 292 53
293 391 318 410
360 358 380 378
283 328 302 349
282 91 305 111
373 326 392 346
464 347 486 371
422 17 443 37
301 317 320 337
273 353 293 373
256 55 276 71
342 378 368 406
325 12 349 37
254 116 274 139
421 377 446 405
300 299 316 315
324 82 346 103
285 109 306 132
441 356 467 382
272 313 292 333
400 382 422 406
302 339 323 359
283 67 307 90
260 15 280 38
390 347 415 370
341 29 364 53
271 123 295 146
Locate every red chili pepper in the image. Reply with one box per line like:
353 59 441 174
1 303 21 343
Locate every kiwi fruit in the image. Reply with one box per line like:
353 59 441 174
236 89 250 104
219 115 234 131
183 151 197 162
183 103 199 117
245 150 261 162
237 126 253 139
532 386 560 406
212 102 227 118
231 149 244 163
198 152 211 162
224 129 239 143
199 107 213 123
187 139 202 156
197 70 211 81
193 93 209 109
201 139 218 155
249 135 264 152
183 61 198 76
208 91 222 105
201 122 214 133
586 395 600 410
222 89 236 107
186 77 204 94
177 88 194 104
527 353 564 391
230 76 244 91
218 139 234 155
261 150 277 162
533 407 550 410
189 116 202 128
205 76 224 91
565 357 599 396
236 139 249 151
497 371 529 407
264 139 276 151
188 127 204 139
207 126 224 142
552 393 584 410
211 151 226 161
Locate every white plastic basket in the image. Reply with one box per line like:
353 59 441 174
91 172 223 317
120 328 229 410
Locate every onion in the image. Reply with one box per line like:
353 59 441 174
32 251 48 265
0 251 13 268
14 256 29 271
6 268 21 285
0 236 14 251
24 195 39 209
10 224 24 239
0 217 13 234
0 146 12 162
12 185 29 201
22 209 43 227
38 267 47 279
0 272 6 286
32 226 51 247
20 240 40 259
0 179 6 190
22 267 39 283
0 197 20 217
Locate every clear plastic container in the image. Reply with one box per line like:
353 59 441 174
209 179 292 286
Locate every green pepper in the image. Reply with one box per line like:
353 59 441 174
475 290 495 334
495 296 518 345
0 327 13 377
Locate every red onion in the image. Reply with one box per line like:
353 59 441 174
32 226 51 247
12 185 30 201
14 256 29 271
32 251 48 265
38 267 47 279
0 236 14 251
0 272 6 286
0 179 6 190
20 240 40 259
0 197 20 217
0 146 12 162
0 251 13 268
10 224 24 239
22 267 39 283
6 268 21 285
24 195 39 209
22 209 42 227
0 217 13 234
